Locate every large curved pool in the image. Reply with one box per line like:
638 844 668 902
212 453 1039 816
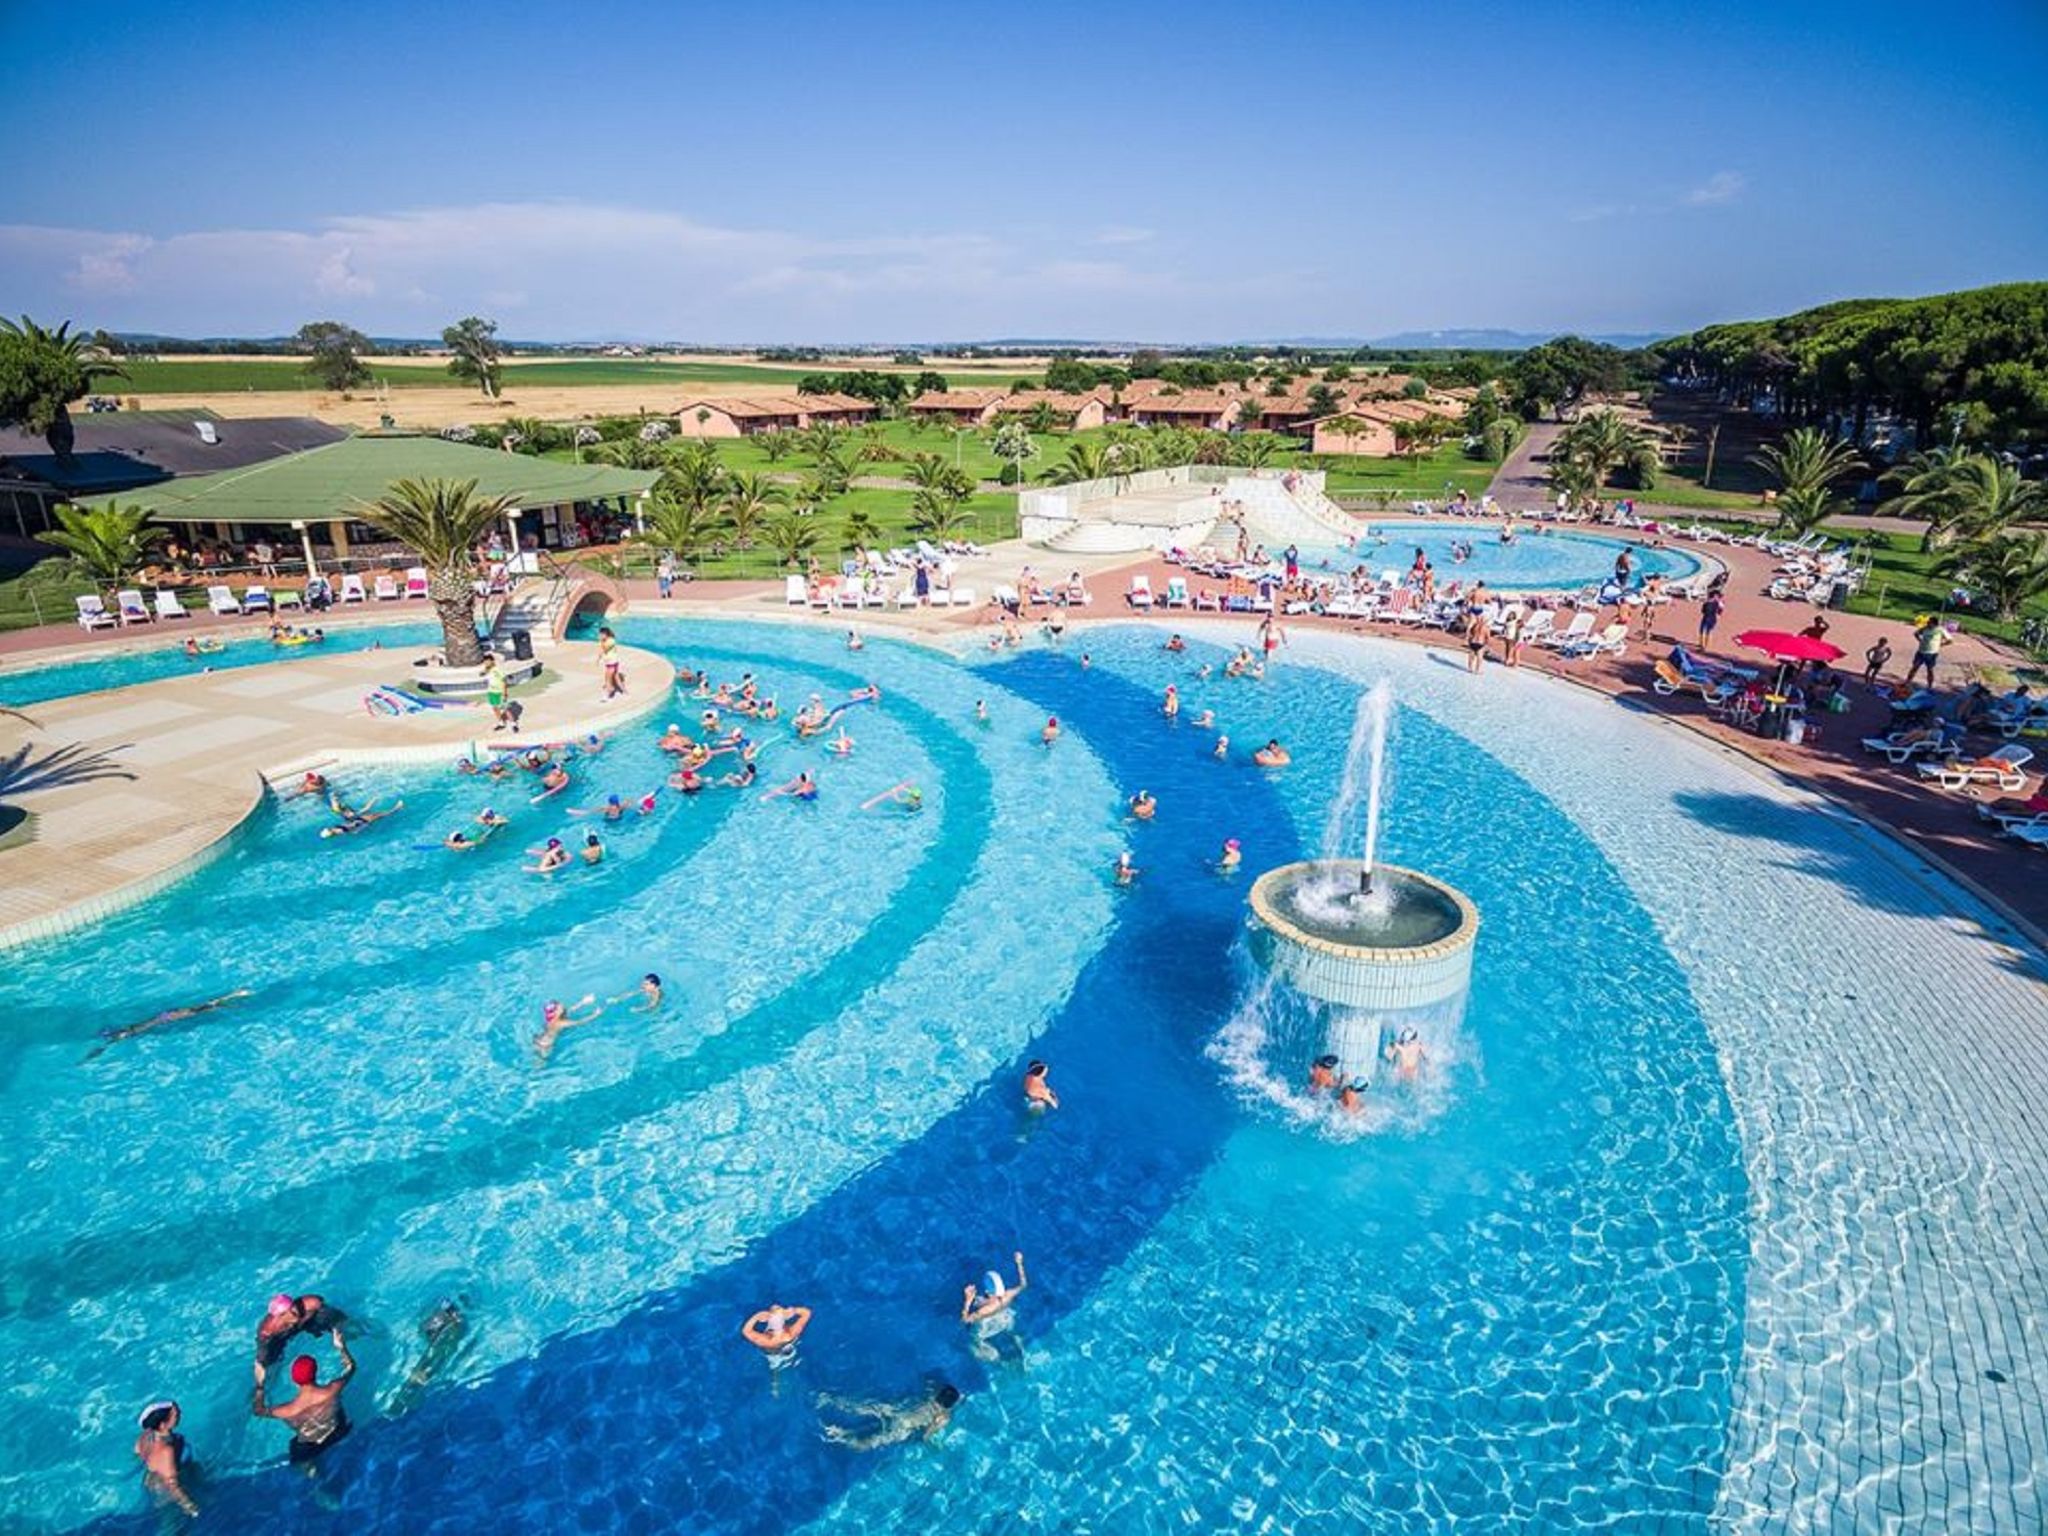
1298 522 1701 590
2 613 2040 1534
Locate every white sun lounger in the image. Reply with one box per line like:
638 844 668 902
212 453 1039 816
784 574 808 606
1127 575 1154 610
340 573 368 603
1541 611 1597 649
1918 747 2034 793
153 589 191 620
76 594 118 631
372 573 401 601
206 584 241 615
115 589 152 625
1165 577 1191 609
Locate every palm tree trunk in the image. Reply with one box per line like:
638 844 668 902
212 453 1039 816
430 584 485 667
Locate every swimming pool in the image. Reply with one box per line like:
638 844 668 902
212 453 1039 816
1297 523 1701 590
4 615 2041 1533
0 621 441 708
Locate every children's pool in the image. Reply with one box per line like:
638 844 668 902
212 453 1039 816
3 613 2038 1533
1297 523 1701 590
0 622 441 708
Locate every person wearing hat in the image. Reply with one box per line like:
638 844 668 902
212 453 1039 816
740 1302 813 1367
133 1400 198 1516
1022 1061 1059 1112
255 1293 342 1367
961 1252 1029 1363
1218 838 1242 873
252 1329 356 1465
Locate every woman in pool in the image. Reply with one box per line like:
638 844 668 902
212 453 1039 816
133 1400 198 1517
567 794 627 821
741 1303 813 1367
763 771 818 802
579 831 604 866
476 808 510 830
1213 733 1231 760
1386 1028 1427 1082
1253 739 1291 767
960 1251 1028 1362
1114 850 1139 885
524 837 571 875
1128 790 1156 821
1308 1054 1339 1093
1218 837 1241 872
1164 634 1186 652
828 727 855 757
1041 716 1060 747
530 764 572 804
669 765 707 794
535 994 603 1062
818 1383 961 1450
1191 708 1215 730
861 781 923 813
657 723 691 754
1162 685 1179 720
1337 1080 1364 1114
289 771 328 799
319 801 402 839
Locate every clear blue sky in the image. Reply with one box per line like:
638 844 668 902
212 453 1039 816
3 0 2043 343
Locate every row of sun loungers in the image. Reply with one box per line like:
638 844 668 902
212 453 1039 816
75 570 432 630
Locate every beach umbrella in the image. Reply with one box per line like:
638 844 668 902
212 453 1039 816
1733 629 1847 697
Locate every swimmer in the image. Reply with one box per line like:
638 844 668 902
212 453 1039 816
1041 716 1060 747
1218 837 1241 872
1197 663 1213 681
861 780 923 813
524 837 571 874
1164 634 1186 653
1128 790 1156 821
1338 1080 1364 1114
961 1251 1028 1361
818 1382 961 1450
828 727 855 757
657 724 691 754
718 761 759 789
181 637 200 659
134 1399 199 1516
580 831 604 865
567 794 627 821
608 972 664 1012
1252 739 1291 768
319 801 402 839
741 1303 813 1365
1162 685 1179 719
535 994 602 1062
251 1331 356 1468
635 790 659 815
287 771 329 798
848 683 881 704
1023 1060 1059 1111
530 765 572 804
1308 1054 1339 1093
1114 850 1139 885
387 1298 471 1417
476 807 510 829
1212 734 1230 760
1191 709 1215 730
255 1292 344 1367
846 629 864 651
1079 652 1091 670
974 699 989 725
1385 1027 1426 1082
84 988 254 1060
670 766 706 794
763 771 819 802
442 828 484 851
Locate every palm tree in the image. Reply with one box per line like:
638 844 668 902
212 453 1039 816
758 431 796 464
500 416 549 454
1769 483 1844 538
812 445 855 499
633 495 727 568
656 442 729 517
910 491 975 541
840 505 882 552
764 512 822 568
1888 450 2044 552
1042 440 1113 485
1752 426 1862 500
37 502 167 592
1938 531 2048 622
719 472 785 549
0 316 127 460
1234 398 1264 431
1552 408 1653 491
590 437 668 471
357 477 513 666
1238 433 1281 469
856 425 897 464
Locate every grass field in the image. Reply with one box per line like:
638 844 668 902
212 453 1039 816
0 557 97 634
106 357 1036 395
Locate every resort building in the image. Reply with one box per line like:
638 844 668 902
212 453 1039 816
672 394 878 437
0 408 344 536
906 388 1009 425
80 432 658 561
987 389 1109 430
1121 389 1240 430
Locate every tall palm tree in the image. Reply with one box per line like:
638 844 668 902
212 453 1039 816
1751 426 1862 500
357 477 513 666
656 442 729 517
1552 408 1653 491
37 502 167 592
590 437 668 471
1938 531 2048 622
719 472 785 549
1889 450 2044 552
812 445 855 499
1 316 127 460
633 495 728 568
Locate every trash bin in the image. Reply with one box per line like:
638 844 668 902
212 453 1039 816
511 629 534 662
1827 579 1851 610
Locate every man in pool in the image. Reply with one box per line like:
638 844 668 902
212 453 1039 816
253 1332 355 1466
580 831 605 866
567 794 627 822
818 1382 960 1450
961 1251 1028 1362
1164 633 1186 652
525 837 571 874
763 771 818 802
1213 734 1230 760
740 1303 813 1366
133 1400 198 1517
1218 837 1242 872
862 781 923 814
319 801 402 839
1386 1028 1427 1082
256 1292 345 1366
609 973 663 1012
530 763 572 804
1253 739 1291 767
1308 1054 1339 1093
1023 1060 1059 1111
1128 790 1156 821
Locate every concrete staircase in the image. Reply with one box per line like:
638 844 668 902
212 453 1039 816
1229 475 1361 547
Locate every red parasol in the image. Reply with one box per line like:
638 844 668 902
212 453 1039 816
1733 629 1846 664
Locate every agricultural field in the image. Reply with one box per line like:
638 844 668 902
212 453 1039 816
105 356 1035 395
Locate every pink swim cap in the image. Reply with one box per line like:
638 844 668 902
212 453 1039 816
267 1293 295 1317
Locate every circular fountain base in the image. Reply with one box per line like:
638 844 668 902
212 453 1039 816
1249 861 1479 1086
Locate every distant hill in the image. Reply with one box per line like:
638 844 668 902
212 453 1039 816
1368 329 1664 352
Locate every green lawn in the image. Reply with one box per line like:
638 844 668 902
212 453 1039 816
1627 480 1770 511
1314 443 1497 502
0 558 101 633
107 357 1035 395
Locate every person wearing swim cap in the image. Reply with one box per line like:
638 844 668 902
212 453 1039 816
1023 1061 1059 1112
255 1292 342 1366
134 1399 198 1516
1218 838 1242 873
1308 1054 1339 1093
961 1252 1028 1361
1213 733 1230 761
476 808 509 829
1128 790 1156 821
861 781 923 814
524 837 570 875
1253 739 1291 767
1386 1028 1427 1082
740 1303 813 1367
1041 716 1060 746
1338 1080 1364 1114
252 1330 355 1465
536 994 603 1063
818 1382 961 1450
1162 685 1179 720
1114 850 1139 886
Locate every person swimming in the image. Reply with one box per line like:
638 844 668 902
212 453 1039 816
1128 790 1156 821
86 988 254 1060
1213 733 1231 760
1162 685 1179 719
818 1382 961 1450
1386 1027 1426 1082
1253 739 1291 767
320 801 402 839
1041 716 1060 746
524 837 571 874
1308 1054 1339 1093
960 1252 1028 1362
530 765 572 804
386 1297 472 1417
764 771 818 802
567 794 626 821
1338 1080 1364 1114
535 994 603 1062
1191 708 1215 730
476 807 509 829
846 629 864 651
861 780 923 813
828 727 855 757
289 771 329 798
134 1400 198 1516
1218 837 1241 872
974 699 989 725
580 831 604 865
608 972 663 1012
1164 634 1186 652
1023 1060 1059 1111
719 761 758 789
740 1303 813 1368
255 1292 345 1367
1114 850 1139 885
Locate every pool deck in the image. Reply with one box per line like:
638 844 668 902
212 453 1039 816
0 639 670 949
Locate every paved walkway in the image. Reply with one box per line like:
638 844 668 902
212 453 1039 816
0 640 670 947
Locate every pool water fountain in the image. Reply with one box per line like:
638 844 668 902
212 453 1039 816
1244 683 1480 1094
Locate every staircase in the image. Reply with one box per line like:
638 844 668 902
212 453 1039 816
486 554 628 651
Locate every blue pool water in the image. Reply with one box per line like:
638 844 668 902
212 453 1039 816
1 618 1747 1533
1298 523 1701 590
0 621 441 707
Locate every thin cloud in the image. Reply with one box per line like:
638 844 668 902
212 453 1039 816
1684 171 1746 206
1093 226 1155 245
